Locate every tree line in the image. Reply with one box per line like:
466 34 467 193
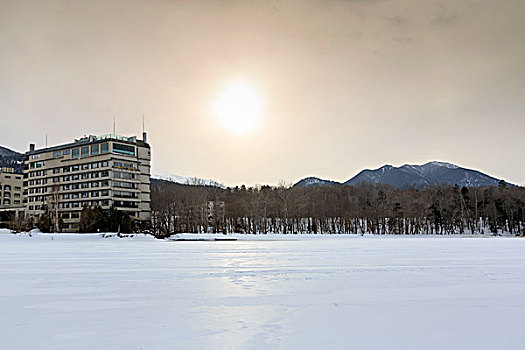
150 179 525 237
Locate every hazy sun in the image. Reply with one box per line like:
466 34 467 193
213 82 262 134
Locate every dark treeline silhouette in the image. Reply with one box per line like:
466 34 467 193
151 179 525 237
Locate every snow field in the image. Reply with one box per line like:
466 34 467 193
1 232 525 349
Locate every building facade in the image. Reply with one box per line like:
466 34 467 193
24 134 151 232
0 167 23 208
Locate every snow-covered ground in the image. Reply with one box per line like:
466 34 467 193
1 231 525 350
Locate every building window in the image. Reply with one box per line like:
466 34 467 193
63 194 70 199
122 181 134 189
72 148 79 158
82 164 90 170
81 146 89 157
72 174 79 180
81 173 89 180
63 166 70 173
81 183 89 189
72 165 79 171
63 176 70 181
63 184 70 190
63 149 70 155
101 161 108 167
91 182 99 188
100 143 109 153
112 143 135 155
114 191 135 199
92 191 99 197
53 168 60 174
113 171 133 179
91 144 99 155
53 151 62 158
92 163 99 169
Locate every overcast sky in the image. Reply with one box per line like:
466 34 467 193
1 0 524 186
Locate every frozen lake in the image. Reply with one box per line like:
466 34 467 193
1 233 525 349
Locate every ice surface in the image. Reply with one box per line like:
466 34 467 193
1 232 525 349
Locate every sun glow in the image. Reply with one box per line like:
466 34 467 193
213 82 262 135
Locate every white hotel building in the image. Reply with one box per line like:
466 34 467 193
24 133 151 232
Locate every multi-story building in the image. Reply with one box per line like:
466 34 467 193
0 167 23 208
24 133 151 232
0 167 24 226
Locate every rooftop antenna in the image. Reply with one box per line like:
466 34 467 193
45 133 48 149
142 114 148 143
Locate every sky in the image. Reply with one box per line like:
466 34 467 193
1 0 524 187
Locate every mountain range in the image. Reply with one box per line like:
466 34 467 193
0 145 512 189
295 161 509 189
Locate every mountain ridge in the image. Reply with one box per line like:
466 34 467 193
0 145 25 173
152 174 226 188
295 161 511 189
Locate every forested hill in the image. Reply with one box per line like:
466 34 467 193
0 146 24 173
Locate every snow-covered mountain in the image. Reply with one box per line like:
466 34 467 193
294 177 341 187
153 174 225 188
295 161 508 189
0 146 24 173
